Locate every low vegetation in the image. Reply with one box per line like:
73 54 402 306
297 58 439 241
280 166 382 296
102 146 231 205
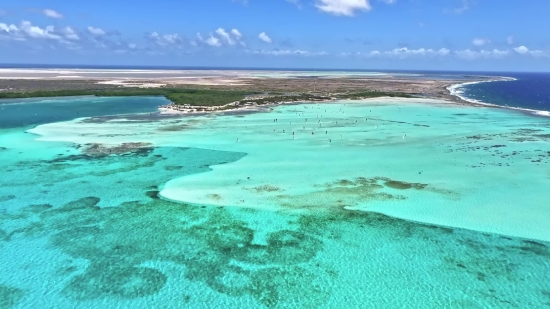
245 93 328 105
0 87 415 107
0 88 254 106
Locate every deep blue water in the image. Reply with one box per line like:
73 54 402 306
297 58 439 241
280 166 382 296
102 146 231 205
0 96 168 129
459 73 550 113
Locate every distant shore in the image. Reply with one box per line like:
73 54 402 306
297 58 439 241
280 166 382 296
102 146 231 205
0 68 504 113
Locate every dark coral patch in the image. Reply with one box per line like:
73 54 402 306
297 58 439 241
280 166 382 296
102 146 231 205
63 264 167 300
2 187 549 307
251 185 281 193
0 285 24 308
145 190 160 199
0 195 16 202
384 180 427 190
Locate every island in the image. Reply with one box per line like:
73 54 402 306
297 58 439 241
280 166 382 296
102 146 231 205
0 69 504 113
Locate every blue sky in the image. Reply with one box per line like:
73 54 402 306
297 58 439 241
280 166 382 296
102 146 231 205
1 0 550 71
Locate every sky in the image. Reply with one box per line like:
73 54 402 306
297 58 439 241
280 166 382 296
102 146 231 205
1 0 550 71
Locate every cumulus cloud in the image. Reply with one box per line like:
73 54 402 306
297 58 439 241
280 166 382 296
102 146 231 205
63 27 79 40
205 35 221 46
197 33 222 47
43 9 63 19
87 26 106 36
146 32 184 47
315 0 371 16
512 46 549 57
506 36 514 45
195 28 245 47
258 32 272 43
455 49 509 60
472 38 490 46
231 29 246 46
339 47 511 60
339 47 548 60
514 46 529 54
0 21 77 42
0 23 18 34
366 47 450 59
20 21 61 40
163 34 182 44
231 29 243 38
215 28 235 45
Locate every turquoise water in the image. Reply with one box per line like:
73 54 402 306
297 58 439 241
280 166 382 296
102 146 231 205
1 96 550 308
0 96 167 129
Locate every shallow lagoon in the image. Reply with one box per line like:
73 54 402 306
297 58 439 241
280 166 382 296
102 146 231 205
1 96 550 308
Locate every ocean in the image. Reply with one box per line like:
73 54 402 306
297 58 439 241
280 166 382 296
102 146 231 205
449 72 550 116
1 70 550 308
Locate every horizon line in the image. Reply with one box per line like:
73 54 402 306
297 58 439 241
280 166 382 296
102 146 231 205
0 63 548 74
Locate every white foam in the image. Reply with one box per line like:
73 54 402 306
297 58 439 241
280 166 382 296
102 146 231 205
447 77 550 117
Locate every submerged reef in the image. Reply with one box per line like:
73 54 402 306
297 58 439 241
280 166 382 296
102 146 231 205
273 177 440 209
78 142 155 156
3 99 550 307
0 285 24 309
1 194 549 308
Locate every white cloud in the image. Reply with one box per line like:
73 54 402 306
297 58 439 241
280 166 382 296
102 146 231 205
343 46 547 60
1 21 66 42
231 29 243 38
20 21 61 40
128 43 137 49
163 34 182 44
368 47 450 59
472 38 490 46
506 36 514 45
197 32 221 46
231 29 246 46
514 46 529 54
258 32 272 43
63 27 79 40
252 49 328 56
0 23 18 34
87 26 106 36
196 28 245 47
216 28 235 45
205 35 221 46
513 46 549 57
43 9 63 19
455 49 509 60
197 32 221 47
526 50 547 57
315 0 371 16
340 47 520 60
147 31 183 46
